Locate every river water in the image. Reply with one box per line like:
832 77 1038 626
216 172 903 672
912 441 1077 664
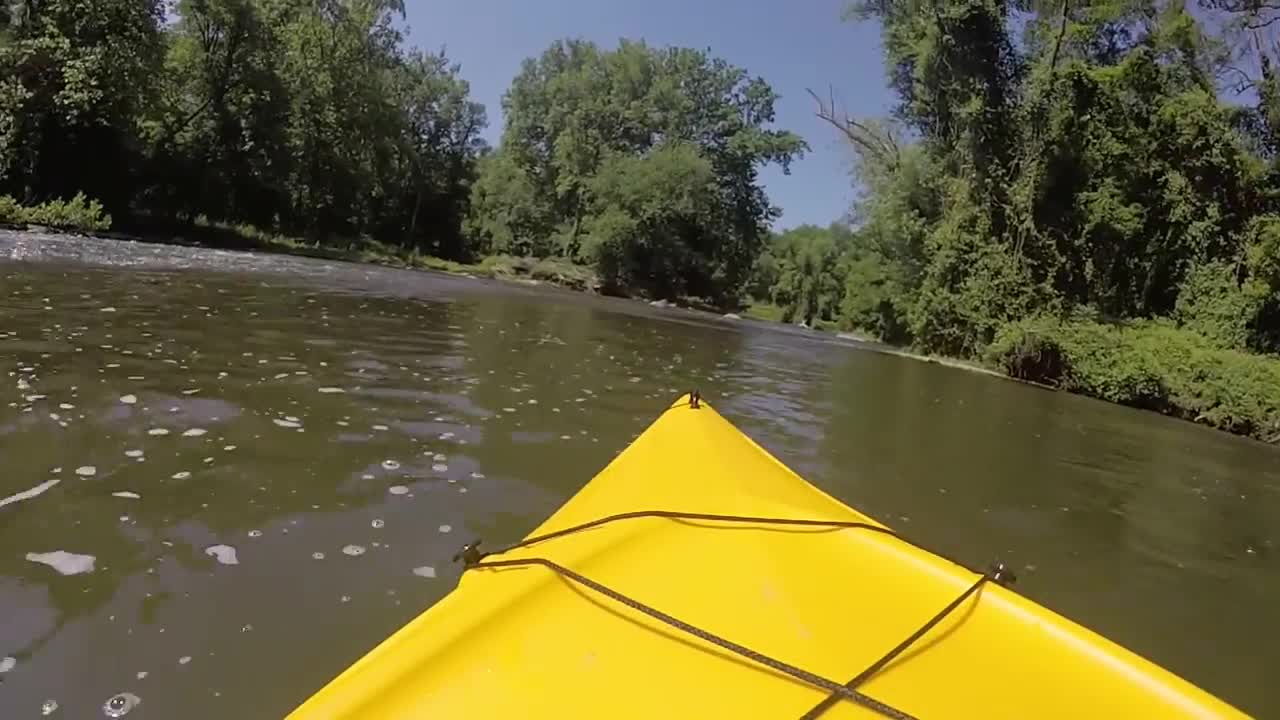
1 232 1277 718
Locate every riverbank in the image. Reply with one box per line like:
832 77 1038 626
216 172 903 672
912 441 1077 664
9 219 1280 444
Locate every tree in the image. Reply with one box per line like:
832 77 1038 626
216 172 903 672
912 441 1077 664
0 0 166 211
470 39 806 301
820 0 1278 357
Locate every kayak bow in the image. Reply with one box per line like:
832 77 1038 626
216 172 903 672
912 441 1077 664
289 393 1245 719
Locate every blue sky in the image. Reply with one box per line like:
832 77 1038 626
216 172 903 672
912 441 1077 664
401 0 896 230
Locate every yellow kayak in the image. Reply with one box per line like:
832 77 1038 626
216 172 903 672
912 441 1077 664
290 393 1245 718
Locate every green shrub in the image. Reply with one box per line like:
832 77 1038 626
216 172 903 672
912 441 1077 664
0 193 112 231
988 317 1280 440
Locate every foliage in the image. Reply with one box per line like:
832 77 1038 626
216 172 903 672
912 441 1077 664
467 39 806 301
818 0 1280 361
0 194 111 231
752 224 852 325
2 0 487 257
987 317 1280 440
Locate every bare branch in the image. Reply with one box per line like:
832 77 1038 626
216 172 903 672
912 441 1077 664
806 86 900 170
1247 13 1280 28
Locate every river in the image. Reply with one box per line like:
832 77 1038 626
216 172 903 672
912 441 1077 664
1 232 1277 718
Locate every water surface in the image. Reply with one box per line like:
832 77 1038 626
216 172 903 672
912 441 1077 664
1 232 1277 717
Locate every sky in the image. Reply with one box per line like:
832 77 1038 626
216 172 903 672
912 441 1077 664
400 0 897 230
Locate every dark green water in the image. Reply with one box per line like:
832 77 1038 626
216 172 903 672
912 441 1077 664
1 233 1277 718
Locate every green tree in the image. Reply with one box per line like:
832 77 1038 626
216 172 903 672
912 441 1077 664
0 0 165 211
471 39 805 301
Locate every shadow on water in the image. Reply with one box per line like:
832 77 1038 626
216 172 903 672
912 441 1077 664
0 235 1277 717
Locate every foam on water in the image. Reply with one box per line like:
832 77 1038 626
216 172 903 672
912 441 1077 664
0 478 60 508
205 545 238 565
26 550 96 575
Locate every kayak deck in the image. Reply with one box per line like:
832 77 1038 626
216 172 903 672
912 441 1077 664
289 394 1244 718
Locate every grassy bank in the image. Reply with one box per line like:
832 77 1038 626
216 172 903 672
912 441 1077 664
987 317 1280 442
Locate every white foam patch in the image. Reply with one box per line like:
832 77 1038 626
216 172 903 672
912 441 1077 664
342 544 366 557
432 464 448 473
147 428 169 436
381 459 400 470
272 419 301 428
388 485 409 495
0 656 16 673
181 428 207 437
124 449 144 458
75 465 96 477
120 394 137 405
412 566 436 578
112 491 141 499
0 479 60 508
438 524 452 534
318 386 344 394
26 550 96 575
205 545 238 565
171 471 191 480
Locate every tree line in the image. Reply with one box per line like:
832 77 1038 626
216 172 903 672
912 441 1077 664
755 0 1280 358
1 0 804 302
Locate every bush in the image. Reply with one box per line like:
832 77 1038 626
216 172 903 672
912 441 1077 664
988 316 1280 440
0 193 112 232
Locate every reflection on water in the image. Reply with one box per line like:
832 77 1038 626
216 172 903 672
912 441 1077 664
1 233 1278 717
